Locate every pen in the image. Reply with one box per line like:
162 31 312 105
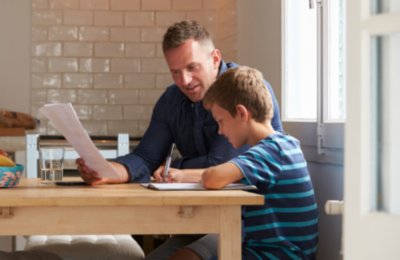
163 143 175 181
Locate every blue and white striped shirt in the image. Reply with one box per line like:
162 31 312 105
230 132 318 259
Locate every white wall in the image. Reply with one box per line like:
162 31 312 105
237 1 343 259
0 0 31 113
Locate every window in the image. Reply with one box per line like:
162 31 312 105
283 0 345 160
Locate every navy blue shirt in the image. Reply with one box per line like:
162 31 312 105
115 61 283 182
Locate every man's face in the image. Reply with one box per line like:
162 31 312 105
211 104 247 148
164 39 221 102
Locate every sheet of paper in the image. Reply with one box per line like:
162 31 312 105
39 103 119 179
141 183 257 191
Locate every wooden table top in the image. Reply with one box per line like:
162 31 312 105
0 178 264 207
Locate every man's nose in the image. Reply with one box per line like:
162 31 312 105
180 71 192 86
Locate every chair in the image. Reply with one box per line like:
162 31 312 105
22 133 145 260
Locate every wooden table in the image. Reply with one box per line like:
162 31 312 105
0 179 264 260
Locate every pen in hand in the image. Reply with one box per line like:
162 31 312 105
163 143 175 182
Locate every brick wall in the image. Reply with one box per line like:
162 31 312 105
31 0 236 137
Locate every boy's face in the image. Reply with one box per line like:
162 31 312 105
211 104 247 148
164 39 221 103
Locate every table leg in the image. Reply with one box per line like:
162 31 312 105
218 206 241 260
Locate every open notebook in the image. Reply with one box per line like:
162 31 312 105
141 183 257 191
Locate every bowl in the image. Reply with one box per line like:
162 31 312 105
0 164 24 188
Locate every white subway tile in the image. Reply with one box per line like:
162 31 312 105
79 58 110 72
47 89 77 103
81 120 107 135
73 105 92 119
111 59 141 73
49 58 78 72
64 11 93 25
123 105 153 120
32 42 62 56
78 89 108 104
110 0 140 10
156 43 164 57
94 73 123 88
32 73 62 88
156 74 173 88
93 105 123 120
138 89 164 104
64 42 93 57
142 0 171 10
79 26 109 41
126 43 156 57
32 27 48 41
108 89 139 104
125 12 155 26
110 27 140 42
172 0 202 10
141 58 169 73
32 0 48 10
108 121 139 137
187 11 216 26
32 58 48 73
48 26 78 41
94 11 124 26
95 43 125 57
63 73 93 88
155 11 185 26
32 11 62 25
203 0 216 10
79 0 109 10
125 74 155 89
141 27 166 42
31 89 47 104
49 0 79 10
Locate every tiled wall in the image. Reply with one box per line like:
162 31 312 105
31 0 237 137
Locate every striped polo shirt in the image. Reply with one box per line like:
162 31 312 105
230 132 318 259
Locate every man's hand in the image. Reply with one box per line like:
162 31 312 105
76 158 129 185
153 165 165 183
164 168 185 183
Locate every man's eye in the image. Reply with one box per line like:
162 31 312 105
188 64 199 71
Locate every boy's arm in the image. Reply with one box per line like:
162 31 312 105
202 162 243 189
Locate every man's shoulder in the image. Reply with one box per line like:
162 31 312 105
159 84 186 102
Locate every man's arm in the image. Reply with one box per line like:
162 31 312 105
202 162 243 189
76 158 129 185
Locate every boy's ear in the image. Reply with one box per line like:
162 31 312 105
236 105 249 122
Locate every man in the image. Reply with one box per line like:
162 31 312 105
77 20 283 185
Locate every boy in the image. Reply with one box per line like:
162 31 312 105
158 66 318 260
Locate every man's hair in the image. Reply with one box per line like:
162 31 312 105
162 20 215 53
203 66 274 123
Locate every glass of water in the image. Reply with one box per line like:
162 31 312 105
39 147 64 184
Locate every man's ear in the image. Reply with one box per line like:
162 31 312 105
211 49 222 69
236 105 250 122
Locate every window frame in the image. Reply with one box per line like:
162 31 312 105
282 0 344 165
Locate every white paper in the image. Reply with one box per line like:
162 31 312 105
141 183 257 191
39 103 119 178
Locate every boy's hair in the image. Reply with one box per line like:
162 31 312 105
162 20 215 53
203 66 274 123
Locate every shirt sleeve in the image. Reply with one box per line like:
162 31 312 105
114 93 173 182
172 133 248 169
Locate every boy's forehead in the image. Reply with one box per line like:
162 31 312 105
211 103 230 118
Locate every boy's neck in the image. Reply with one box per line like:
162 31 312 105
248 120 275 146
